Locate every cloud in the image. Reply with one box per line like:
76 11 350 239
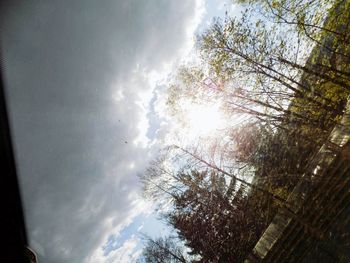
1 0 205 262
91 235 142 263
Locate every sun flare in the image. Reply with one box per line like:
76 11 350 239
185 103 226 138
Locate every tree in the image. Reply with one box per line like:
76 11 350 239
167 145 326 239
230 122 313 189
140 236 189 263
198 6 350 128
234 0 350 64
192 0 350 156
141 2 350 262
166 170 269 263
140 153 274 262
169 65 329 130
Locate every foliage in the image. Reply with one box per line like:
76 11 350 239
140 236 189 263
167 170 269 263
141 0 350 262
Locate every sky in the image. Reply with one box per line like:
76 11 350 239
1 0 236 262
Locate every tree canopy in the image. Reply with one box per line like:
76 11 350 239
140 0 350 262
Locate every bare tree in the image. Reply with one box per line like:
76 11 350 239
140 235 189 263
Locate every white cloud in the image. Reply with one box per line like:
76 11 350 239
91 235 142 263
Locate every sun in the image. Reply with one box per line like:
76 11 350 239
185 103 226 138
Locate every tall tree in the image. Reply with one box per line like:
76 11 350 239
198 6 350 126
140 236 189 263
167 170 269 263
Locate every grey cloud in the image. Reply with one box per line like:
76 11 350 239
1 0 201 262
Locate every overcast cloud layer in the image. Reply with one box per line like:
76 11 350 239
1 1 204 262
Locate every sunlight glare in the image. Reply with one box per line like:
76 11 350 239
185 103 226 138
